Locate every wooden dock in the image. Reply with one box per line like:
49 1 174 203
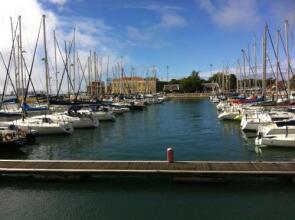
1 160 295 180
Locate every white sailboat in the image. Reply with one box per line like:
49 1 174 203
78 109 116 121
9 116 74 135
46 113 99 128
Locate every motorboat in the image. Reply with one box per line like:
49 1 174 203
241 111 295 131
255 132 295 147
218 105 241 120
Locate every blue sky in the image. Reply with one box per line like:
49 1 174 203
8 0 295 82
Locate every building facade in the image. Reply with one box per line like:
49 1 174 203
163 84 180 92
111 77 156 94
87 81 105 97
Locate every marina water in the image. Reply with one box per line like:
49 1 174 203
1 99 295 219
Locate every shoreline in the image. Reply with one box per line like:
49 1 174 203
166 93 210 99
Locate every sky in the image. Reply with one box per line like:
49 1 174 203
0 0 295 92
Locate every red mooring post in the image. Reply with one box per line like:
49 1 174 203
167 148 174 163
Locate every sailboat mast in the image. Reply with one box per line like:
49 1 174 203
276 30 280 100
106 56 109 94
18 16 24 97
54 30 58 95
254 35 257 93
236 60 240 93
262 24 268 98
42 15 50 106
285 20 290 97
10 17 18 98
99 57 103 95
94 51 97 82
65 42 70 96
247 44 251 90
73 28 76 94
242 50 246 94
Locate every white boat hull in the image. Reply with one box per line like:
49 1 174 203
256 135 295 147
72 118 99 128
218 112 239 120
93 112 116 121
16 123 73 135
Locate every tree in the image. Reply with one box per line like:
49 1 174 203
169 79 179 84
156 79 166 92
208 72 237 91
179 70 203 92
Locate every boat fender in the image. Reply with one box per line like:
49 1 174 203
21 130 27 137
68 108 77 117
4 133 13 141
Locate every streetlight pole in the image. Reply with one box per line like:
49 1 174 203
166 65 169 82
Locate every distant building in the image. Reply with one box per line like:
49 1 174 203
111 77 156 94
202 83 219 92
163 84 180 92
87 81 105 96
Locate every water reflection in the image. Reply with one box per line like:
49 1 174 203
0 147 31 159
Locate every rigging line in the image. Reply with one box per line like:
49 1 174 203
0 52 18 96
24 17 42 102
242 49 258 79
266 53 285 98
21 55 41 105
76 56 88 97
56 40 73 96
0 18 20 109
278 30 295 79
55 36 75 96
267 28 289 97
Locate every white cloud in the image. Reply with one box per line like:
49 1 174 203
0 0 125 94
126 4 186 47
159 13 186 29
46 0 67 6
197 0 261 29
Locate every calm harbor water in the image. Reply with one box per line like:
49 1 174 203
2 99 295 161
1 99 295 219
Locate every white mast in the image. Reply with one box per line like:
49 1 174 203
285 20 290 98
254 35 258 93
18 16 24 97
42 15 50 106
10 17 18 97
242 49 246 94
262 24 268 98
105 56 109 94
54 30 58 95
276 29 280 100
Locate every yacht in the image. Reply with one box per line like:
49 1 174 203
9 116 74 135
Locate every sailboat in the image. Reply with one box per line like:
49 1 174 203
79 108 116 121
54 110 99 128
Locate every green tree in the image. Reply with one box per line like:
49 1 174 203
156 79 166 92
208 72 237 91
179 70 203 92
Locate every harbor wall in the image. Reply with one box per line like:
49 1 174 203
166 93 210 99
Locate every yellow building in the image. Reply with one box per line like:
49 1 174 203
111 77 156 94
87 81 105 97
